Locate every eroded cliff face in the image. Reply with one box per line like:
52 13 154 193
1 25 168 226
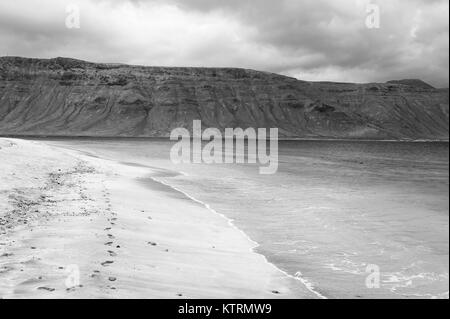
0 57 448 139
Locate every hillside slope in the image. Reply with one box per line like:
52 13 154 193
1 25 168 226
0 57 448 140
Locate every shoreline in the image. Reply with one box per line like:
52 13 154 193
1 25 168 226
0 138 318 298
149 174 327 299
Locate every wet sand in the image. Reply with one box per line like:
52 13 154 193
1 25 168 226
0 138 317 299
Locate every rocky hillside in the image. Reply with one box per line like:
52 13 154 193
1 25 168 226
0 57 448 140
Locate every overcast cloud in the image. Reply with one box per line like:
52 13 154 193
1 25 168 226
0 0 448 87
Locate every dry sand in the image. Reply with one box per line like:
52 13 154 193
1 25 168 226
0 138 317 299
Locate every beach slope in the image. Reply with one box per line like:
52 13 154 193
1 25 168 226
0 138 316 299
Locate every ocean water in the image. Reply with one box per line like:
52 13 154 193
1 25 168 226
41 138 449 299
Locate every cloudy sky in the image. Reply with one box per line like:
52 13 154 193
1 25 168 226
0 0 448 87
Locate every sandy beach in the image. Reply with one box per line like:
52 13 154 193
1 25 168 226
0 138 317 299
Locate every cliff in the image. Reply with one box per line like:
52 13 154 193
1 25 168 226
0 57 448 140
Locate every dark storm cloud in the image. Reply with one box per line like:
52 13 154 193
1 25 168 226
0 0 448 87
154 0 449 86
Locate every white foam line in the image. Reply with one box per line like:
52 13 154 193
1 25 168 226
151 175 327 300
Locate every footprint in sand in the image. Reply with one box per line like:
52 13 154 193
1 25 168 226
107 234 115 239
66 285 83 292
147 242 158 246
105 241 113 246
90 270 101 278
101 261 114 267
108 250 117 257
38 287 55 292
